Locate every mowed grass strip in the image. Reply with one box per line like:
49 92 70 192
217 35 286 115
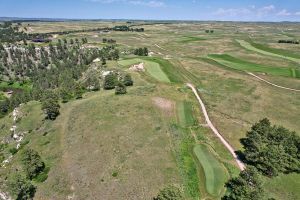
208 54 300 78
178 36 206 43
118 58 170 82
193 144 228 197
176 101 195 128
142 57 184 83
236 39 300 63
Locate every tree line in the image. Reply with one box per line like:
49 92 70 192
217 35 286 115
0 37 120 119
278 39 299 44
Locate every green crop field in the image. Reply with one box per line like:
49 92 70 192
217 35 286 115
193 144 228 197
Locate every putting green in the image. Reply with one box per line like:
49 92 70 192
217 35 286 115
118 58 170 83
193 144 228 197
236 40 300 63
208 54 300 79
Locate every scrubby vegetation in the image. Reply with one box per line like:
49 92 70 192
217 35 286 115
115 83 127 95
222 166 265 200
8 173 36 200
153 185 183 200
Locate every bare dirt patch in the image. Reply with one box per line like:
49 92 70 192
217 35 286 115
152 97 175 116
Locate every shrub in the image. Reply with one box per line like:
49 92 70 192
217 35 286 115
134 47 149 56
222 166 265 200
8 173 36 200
41 98 60 120
123 74 133 86
153 185 183 200
21 149 45 179
103 73 117 90
115 83 127 95
9 147 18 155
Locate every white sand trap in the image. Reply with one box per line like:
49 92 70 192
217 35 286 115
129 63 145 72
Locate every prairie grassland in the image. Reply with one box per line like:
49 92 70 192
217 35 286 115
1 21 300 200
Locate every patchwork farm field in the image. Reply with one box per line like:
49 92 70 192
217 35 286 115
0 20 300 200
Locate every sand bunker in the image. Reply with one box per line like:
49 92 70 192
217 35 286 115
129 63 145 72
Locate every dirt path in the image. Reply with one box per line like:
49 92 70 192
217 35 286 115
247 72 300 92
187 83 246 171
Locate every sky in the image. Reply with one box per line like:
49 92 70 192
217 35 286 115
1 0 300 21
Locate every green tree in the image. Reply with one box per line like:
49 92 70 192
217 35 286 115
21 149 45 179
8 173 36 200
241 118 300 177
222 166 265 200
103 73 117 90
41 98 60 120
115 83 127 95
153 185 183 200
123 74 133 86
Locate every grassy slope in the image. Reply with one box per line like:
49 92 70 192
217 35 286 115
236 39 300 63
208 54 300 78
193 144 228 197
264 173 300 200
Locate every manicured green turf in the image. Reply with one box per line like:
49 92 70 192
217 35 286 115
208 54 300 78
178 36 206 43
118 58 170 82
193 144 228 197
177 101 195 128
118 58 142 67
118 57 184 83
236 39 300 63
142 57 184 83
145 60 171 83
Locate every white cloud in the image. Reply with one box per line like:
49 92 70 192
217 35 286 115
213 4 300 19
256 5 275 16
294 11 300 16
128 1 165 7
277 9 291 16
213 8 251 17
86 0 165 7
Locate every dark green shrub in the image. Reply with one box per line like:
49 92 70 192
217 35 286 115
115 83 127 95
9 147 18 155
103 73 117 90
123 74 133 86
21 149 45 179
8 173 36 200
